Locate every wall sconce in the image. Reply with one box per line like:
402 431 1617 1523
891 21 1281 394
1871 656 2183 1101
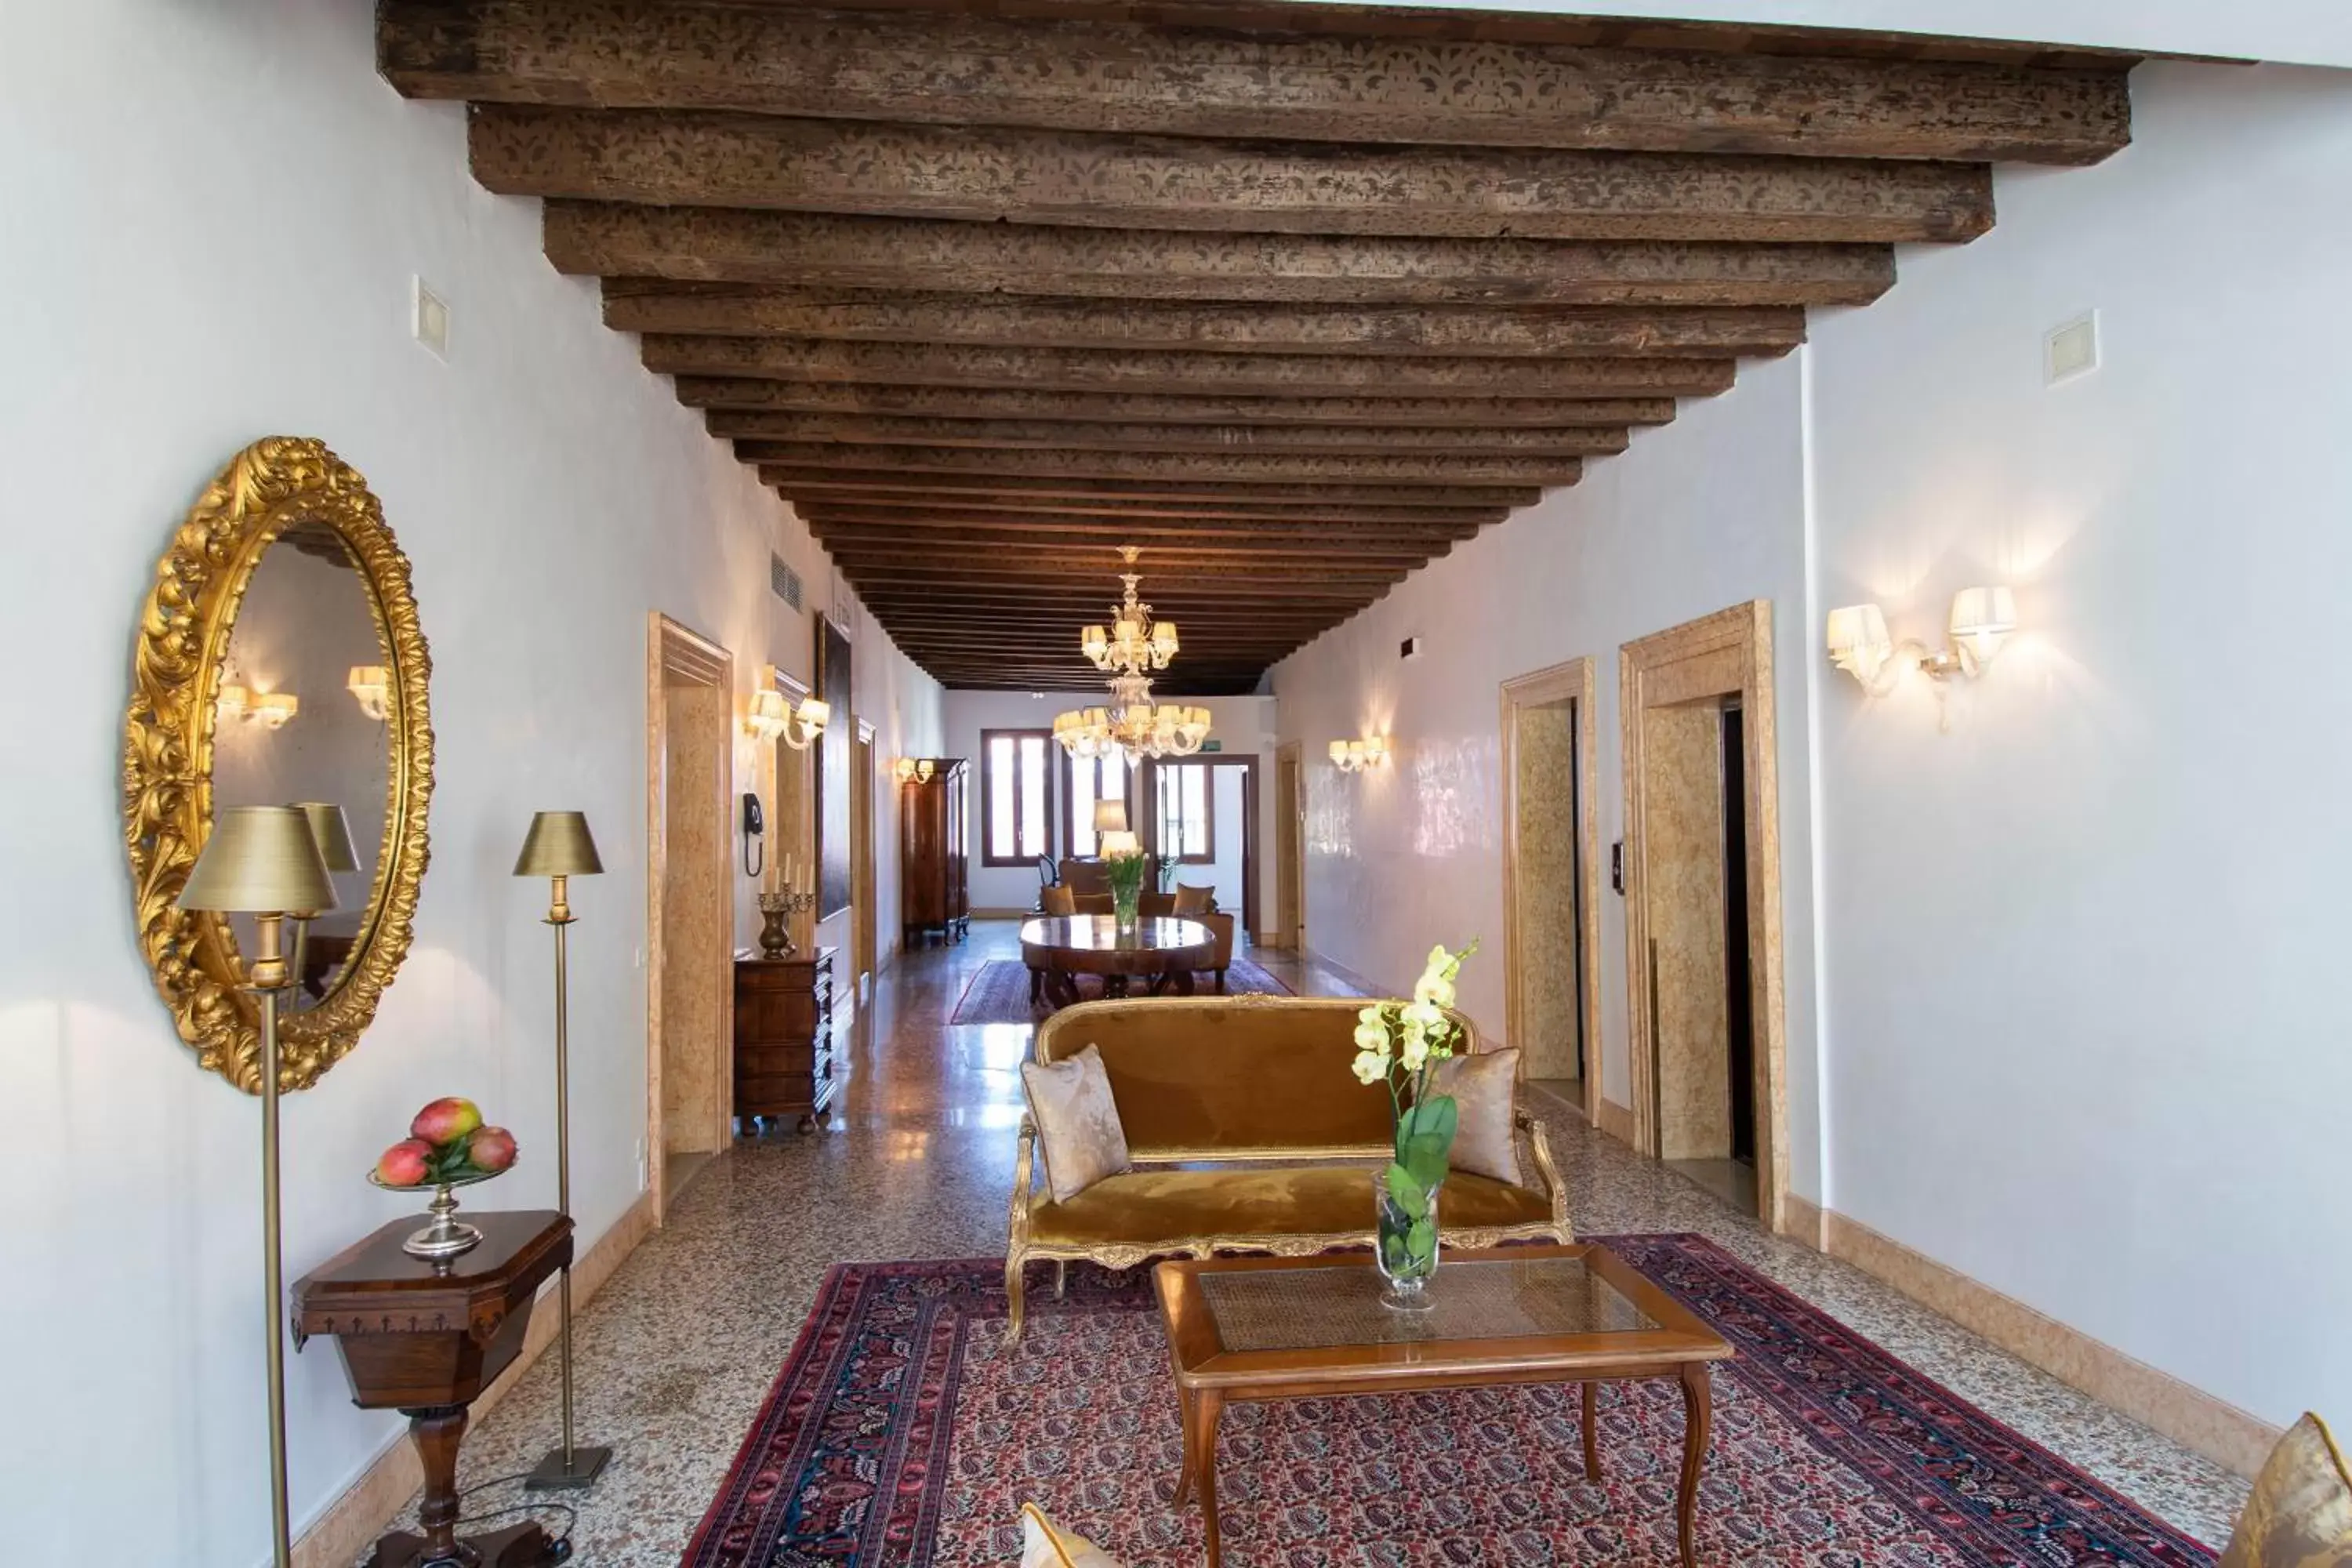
1827 586 2018 696
346 665 390 721
746 665 829 749
893 757 936 785
1329 737 1388 774
217 682 299 731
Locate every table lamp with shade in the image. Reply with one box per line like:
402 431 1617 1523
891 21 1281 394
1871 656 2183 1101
176 805 338 1568
513 810 613 1491
287 801 357 998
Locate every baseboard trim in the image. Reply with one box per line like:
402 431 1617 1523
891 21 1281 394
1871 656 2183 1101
292 1188 659 1567
1823 1210 2278 1479
1595 1098 1635 1145
1781 1191 1827 1252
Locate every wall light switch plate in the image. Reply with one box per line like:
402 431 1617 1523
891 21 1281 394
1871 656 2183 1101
2045 310 2098 385
412 276 451 360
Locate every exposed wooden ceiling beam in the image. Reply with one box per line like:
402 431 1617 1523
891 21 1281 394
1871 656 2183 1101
719 412 1627 457
826 543 1442 573
677 378 1679 430
381 3 2132 165
609 289 1805 358
743 441 1584 486
651 337 1733 399
801 508 1491 539
763 470 1541 510
550 203 1896 307
803 509 1485 539
475 107 1996 245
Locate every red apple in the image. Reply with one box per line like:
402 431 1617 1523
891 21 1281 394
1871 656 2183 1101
376 1138 433 1188
466 1125 517 1174
411 1096 482 1147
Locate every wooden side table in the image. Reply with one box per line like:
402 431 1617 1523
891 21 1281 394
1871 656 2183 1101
294 1210 574 1567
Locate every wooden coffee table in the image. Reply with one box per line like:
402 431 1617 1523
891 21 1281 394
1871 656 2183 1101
1020 914 1217 1010
1153 1244 1733 1567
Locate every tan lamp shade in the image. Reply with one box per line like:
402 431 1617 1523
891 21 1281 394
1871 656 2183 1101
179 806 339 915
514 811 604 877
290 801 360 874
1093 799 1130 833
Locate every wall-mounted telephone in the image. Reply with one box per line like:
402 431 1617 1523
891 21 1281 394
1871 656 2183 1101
742 792 765 877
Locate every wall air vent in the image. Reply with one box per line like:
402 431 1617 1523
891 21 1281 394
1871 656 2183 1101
771 554 804 611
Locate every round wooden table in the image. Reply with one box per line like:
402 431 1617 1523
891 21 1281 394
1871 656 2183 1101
1021 915 1218 1010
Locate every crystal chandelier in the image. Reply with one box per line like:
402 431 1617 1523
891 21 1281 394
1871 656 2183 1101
1081 546 1178 674
1054 550 1212 764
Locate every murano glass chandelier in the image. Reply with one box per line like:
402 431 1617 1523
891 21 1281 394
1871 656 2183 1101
1054 549 1213 764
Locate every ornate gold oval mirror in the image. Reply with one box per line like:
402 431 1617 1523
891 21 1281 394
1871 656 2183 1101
125 437 434 1093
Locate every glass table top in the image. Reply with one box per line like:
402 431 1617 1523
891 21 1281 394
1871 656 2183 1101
1020 915 1212 953
1195 1254 1657 1353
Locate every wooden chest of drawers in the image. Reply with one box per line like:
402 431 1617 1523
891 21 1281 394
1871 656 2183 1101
732 947 836 1134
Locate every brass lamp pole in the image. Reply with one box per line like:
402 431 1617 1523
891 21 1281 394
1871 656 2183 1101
177 806 338 1568
515 811 612 1491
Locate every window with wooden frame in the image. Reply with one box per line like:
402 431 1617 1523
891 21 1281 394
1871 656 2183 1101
982 729 1053 866
1153 762 1214 864
1063 750 1137 858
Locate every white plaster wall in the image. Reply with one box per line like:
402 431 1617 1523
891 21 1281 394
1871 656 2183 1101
942 690 1281 920
1330 0 2352 71
1269 358 1823 1196
0 4 939 1561
1806 60 2352 1431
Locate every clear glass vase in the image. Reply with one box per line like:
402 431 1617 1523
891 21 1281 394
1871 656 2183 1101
1374 1167 1443 1310
1111 883 1142 933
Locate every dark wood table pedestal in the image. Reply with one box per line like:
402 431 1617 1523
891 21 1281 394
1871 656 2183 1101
294 1210 576 1568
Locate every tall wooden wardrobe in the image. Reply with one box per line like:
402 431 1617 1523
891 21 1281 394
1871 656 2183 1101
900 758 970 946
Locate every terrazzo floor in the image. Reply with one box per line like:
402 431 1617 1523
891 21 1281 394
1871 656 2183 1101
368 921 2249 1563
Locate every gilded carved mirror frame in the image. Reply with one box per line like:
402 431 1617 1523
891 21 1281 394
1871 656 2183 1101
123 437 434 1094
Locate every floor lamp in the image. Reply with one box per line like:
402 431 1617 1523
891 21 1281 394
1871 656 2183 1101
178 805 339 1568
515 810 612 1491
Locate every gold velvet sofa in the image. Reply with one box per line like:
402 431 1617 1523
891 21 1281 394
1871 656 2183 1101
1006 995 1572 1341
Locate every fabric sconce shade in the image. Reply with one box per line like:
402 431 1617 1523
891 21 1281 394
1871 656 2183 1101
1824 604 1895 685
1947 585 2018 666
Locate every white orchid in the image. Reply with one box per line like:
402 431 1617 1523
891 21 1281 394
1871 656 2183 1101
1350 1049 1389 1085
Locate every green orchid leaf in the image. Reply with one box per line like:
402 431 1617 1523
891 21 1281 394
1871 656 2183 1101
1401 1132 1450 1194
1384 1161 1426 1218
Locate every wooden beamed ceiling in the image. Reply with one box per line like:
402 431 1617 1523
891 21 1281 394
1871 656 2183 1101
381 0 2134 694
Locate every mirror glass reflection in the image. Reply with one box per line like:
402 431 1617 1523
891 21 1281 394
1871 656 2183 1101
212 521 391 1009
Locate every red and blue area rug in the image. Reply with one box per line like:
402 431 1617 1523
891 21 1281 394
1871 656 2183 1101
682 1236 2216 1566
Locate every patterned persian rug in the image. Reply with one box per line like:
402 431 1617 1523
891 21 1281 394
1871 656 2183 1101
681 1237 2216 1567
947 957 1291 1025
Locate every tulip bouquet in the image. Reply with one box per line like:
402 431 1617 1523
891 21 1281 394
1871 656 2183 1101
1350 939 1478 1306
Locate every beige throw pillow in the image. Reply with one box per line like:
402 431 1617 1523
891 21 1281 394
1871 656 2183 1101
1429 1047 1523 1186
1172 883 1215 916
1020 1503 1123 1566
1019 1044 1131 1203
2219 1413 2352 1568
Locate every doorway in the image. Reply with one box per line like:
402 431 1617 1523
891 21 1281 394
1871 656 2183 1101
1141 753 1261 941
852 720 878 1003
1272 741 1305 949
1500 659 1602 1122
645 613 734 1224
1621 601 1788 1232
